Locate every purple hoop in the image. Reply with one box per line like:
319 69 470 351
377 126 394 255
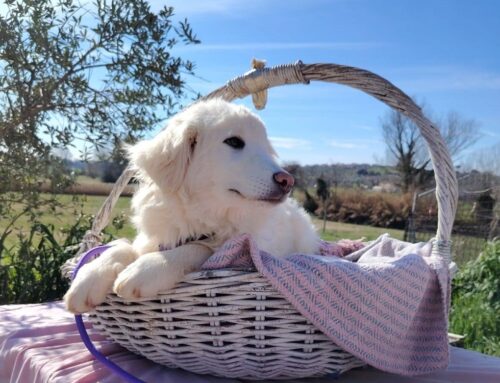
72 245 145 383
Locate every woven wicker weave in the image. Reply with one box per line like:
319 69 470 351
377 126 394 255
66 61 458 380
90 269 366 379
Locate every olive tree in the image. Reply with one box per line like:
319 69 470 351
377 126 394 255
0 0 199 249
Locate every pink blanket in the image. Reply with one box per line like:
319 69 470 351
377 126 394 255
202 234 450 376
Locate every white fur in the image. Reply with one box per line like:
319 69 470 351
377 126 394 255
64 100 319 313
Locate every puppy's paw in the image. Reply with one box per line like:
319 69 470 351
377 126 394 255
64 244 138 314
113 252 181 299
64 266 116 314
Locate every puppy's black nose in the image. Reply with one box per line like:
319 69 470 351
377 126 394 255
273 171 295 194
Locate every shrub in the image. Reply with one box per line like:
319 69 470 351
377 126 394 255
0 215 115 304
315 189 411 229
303 190 319 214
450 240 500 356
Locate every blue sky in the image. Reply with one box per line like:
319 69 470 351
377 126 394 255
2 0 498 167
156 0 500 167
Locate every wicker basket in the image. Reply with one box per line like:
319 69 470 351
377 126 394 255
65 61 458 380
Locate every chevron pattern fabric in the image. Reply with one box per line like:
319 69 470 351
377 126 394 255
202 234 450 376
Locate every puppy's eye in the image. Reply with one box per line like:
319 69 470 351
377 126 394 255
223 136 245 149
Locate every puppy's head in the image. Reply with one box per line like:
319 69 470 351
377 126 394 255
128 99 294 206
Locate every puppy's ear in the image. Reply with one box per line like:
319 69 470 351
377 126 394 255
128 120 197 191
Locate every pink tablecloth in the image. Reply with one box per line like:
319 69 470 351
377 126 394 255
1 302 499 383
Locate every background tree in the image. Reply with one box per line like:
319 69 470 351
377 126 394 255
90 136 130 183
381 107 480 192
101 139 129 183
316 177 330 233
302 190 319 215
0 0 199 245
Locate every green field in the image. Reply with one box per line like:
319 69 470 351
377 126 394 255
1 194 404 249
313 218 404 242
1 194 135 249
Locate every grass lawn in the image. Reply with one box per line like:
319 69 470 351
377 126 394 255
313 217 404 242
1 194 405 249
1 194 135 250
75 175 110 185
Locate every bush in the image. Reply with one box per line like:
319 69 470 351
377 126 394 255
0 215 115 304
101 161 127 184
303 190 319 214
314 189 411 229
450 240 500 356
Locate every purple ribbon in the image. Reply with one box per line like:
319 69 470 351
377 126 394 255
72 245 145 383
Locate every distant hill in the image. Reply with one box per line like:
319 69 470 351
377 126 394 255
64 159 126 183
292 163 400 189
66 159 402 190
65 159 500 199
64 159 86 171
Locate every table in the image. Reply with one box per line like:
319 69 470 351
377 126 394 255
1 302 499 383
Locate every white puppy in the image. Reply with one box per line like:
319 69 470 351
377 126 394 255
65 100 319 313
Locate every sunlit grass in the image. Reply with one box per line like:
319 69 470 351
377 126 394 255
1 194 135 249
1 194 406 249
313 217 404 242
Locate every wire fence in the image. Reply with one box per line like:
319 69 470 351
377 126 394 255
404 172 499 265
406 217 493 265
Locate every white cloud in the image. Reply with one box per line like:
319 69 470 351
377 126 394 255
328 140 369 149
159 0 266 15
481 129 500 138
393 66 500 92
162 0 352 17
355 124 376 131
270 136 311 149
175 41 384 51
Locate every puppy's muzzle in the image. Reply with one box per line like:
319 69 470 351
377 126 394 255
273 171 294 194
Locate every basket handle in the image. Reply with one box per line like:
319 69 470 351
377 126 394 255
62 61 458 278
203 61 458 252
202 61 458 246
